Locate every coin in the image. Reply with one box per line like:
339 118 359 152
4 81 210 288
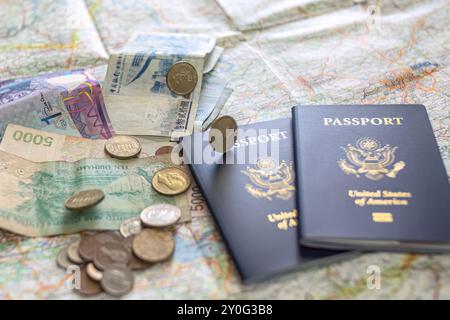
74 266 103 296
86 262 103 282
132 229 175 263
104 135 142 159
119 216 142 238
101 265 134 297
120 235 153 270
151 167 191 196
166 61 198 96
56 246 72 270
93 241 131 270
129 253 153 270
140 204 181 228
65 189 105 211
67 240 84 265
209 115 238 153
79 232 119 262
104 230 124 241
155 145 174 156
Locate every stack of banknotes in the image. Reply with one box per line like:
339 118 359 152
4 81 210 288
0 32 229 237
102 32 226 138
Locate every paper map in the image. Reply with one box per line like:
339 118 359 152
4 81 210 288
0 0 449 299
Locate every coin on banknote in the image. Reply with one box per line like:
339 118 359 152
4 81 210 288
65 189 105 211
132 229 175 263
140 204 181 228
104 135 142 159
67 240 84 265
86 262 103 282
79 232 119 262
75 266 103 296
56 246 72 270
101 265 134 297
209 115 238 153
166 61 198 95
152 167 191 195
93 241 131 270
119 216 142 238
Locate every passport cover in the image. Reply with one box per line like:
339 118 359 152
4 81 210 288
183 118 348 283
292 105 450 252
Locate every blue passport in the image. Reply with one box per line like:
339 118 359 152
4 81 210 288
182 118 349 283
292 104 450 253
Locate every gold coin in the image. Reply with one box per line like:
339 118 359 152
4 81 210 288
166 61 198 96
65 189 105 211
104 135 142 159
209 115 238 153
151 167 191 196
132 229 175 263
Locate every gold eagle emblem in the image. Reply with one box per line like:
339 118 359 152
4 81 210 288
241 157 295 200
338 137 405 181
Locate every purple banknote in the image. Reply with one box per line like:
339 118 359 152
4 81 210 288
0 70 114 139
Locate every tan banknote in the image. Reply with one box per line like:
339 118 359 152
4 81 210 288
0 151 189 237
0 124 176 162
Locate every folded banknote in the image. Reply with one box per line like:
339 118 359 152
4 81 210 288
0 88 81 140
0 151 189 237
0 70 114 139
0 124 176 162
103 32 223 138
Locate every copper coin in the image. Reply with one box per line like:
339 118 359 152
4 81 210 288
74 266 103 296
65 189 105 211
166 61 198 96
209 115 238 153
79 232 121 262
93 241 131 270
155 145 174 156
132 229 175 263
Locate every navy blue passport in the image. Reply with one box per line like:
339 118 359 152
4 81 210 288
182 118 349 283
292 105 450 253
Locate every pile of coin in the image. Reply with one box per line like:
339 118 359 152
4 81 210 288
59 135 192 297
57 203 181 297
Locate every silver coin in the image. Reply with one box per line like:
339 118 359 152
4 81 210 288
104 136 142 160
56 246 72 270
67 240 84 265
119 216 142 238
140 204 181 228
101 265 134 297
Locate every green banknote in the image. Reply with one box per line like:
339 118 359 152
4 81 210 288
0 151 188 237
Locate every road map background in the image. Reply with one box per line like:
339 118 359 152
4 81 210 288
0 0 449 299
